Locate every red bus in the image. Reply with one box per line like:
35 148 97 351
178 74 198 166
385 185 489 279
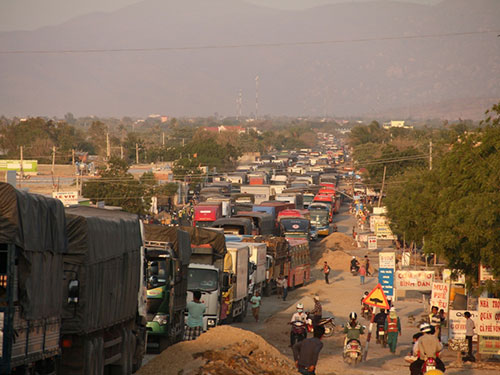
287 238 311 288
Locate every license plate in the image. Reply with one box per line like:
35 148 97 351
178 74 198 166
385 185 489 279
350 352 357 358
427 365 436 371
379 332 384 335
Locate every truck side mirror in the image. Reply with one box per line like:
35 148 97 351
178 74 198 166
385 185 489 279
68 279 80 304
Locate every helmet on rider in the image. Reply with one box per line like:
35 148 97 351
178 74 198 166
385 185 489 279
420 323 432 333
349 312 357 321
296 303 304 312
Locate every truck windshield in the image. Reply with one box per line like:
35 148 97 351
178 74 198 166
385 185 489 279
147 259 169 289
310 211 329 226
188 269 218 292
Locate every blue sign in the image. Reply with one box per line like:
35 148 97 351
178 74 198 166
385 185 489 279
378 268 394 297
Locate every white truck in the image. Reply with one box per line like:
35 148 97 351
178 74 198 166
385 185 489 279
224 242 250 322
240 185 276 204
245 242 267 295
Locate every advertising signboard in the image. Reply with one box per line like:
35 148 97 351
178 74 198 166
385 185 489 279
479 336 500 355
0 159 38 172
477 298 500 337
430 282 451 312
52 191 79 206
479 264 497 282
379 252 395 269
368 236 377 250
375 223 395 239
378 268 394 297
449 310 479 340
394 270 434 291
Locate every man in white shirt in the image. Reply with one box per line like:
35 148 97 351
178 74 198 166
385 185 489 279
464 311 475 361
290 303 308 347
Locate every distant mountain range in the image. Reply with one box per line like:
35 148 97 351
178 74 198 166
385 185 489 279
0 0 499 119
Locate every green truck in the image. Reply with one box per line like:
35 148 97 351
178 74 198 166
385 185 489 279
143 225 192 352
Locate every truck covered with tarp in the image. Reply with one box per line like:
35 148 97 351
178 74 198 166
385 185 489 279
0 182 66 374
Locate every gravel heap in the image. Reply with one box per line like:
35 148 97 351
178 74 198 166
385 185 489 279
137 326 296 375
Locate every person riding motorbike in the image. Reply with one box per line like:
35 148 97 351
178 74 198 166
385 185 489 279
343 312 365 345
374 308 387 343
350 256 360 273
409 323 445 375
290 303 308 347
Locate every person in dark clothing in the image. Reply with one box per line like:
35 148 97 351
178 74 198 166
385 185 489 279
310 296 322 327
374 309 387 342
364 255 371 276
293 325 325 375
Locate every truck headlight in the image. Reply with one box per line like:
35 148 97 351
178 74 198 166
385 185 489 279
153 313 168 326
207 318 216 327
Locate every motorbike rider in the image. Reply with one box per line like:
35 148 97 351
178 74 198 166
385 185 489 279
409 323 445 375
290 303 308 347
343 312 365 346
374 308 387 343
350 256 360 273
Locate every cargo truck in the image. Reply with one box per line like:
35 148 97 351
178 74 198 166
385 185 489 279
193 202 223 227
0 183 67 374
179 227 228 331
143 225 192 352
60 206 147 374
245 242 267 295
223 242 250 323
240 185 276 204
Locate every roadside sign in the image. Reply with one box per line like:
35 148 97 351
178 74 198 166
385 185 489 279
430 282 451 312
395 270 434 291
362 283 389 309
52 191 79 206
367 236 377 250
479 336 500 355
477 298 500 337
379 252 395 269
378 268 394 297
479 264 497 282
449 310 479 340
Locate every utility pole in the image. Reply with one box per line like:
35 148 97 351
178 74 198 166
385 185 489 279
237 89 242 120
162 132 165 146
71 149 75 166
429 140 433 170
378 165 387 207
120 145 124 160
106 132 111 160
19 146 24 188
135 143 139 164
52 146 56 190
255 75 259 120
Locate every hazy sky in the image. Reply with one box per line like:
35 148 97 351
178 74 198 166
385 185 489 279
0 0 442 31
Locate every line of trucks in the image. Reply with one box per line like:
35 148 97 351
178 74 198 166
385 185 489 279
0 182 312 374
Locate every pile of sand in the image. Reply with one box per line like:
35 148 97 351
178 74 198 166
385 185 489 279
317 249 354 271
320 232 358 251
137 326 296 375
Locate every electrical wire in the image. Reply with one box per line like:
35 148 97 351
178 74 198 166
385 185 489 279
0 30 498 55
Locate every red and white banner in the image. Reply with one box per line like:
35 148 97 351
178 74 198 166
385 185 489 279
430 282 450 312
394 270 434 291
478 298 500 337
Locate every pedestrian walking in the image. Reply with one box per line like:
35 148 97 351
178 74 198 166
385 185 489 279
384 307 401 354
322 261 331 284
310 295 322 327
282 276 289 301
293 325 325 375
464 311 475 362
364 255 371 277
359 265 366 285
250 291 262 322
184 290 206 341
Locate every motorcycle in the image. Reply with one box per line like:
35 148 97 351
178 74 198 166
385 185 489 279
377 325 387 347
350 265 359 276
421 357 444 375
361 304 372 320
343 338 362 366
306 315 336 337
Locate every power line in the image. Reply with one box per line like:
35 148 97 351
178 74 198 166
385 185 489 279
0 30 498 55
